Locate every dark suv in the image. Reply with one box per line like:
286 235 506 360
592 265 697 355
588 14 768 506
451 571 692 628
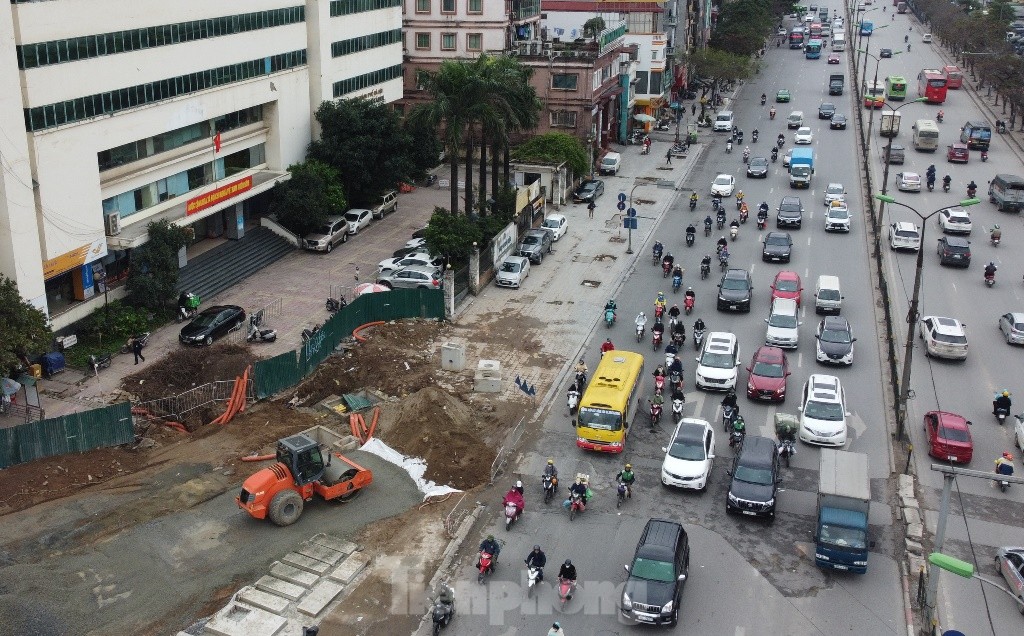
621 518 689 626
777 196 804 229
726 436 781 521
717 268 753 312
517 228 553 264
936 236 971 267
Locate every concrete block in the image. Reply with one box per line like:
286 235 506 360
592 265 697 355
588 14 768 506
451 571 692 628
282 552 331 575
474 376 502 393
906 522 924 540
254 575 307 602
900 495 919 509
329 554 370 585
204 602 287 636
237 586 291 614
477 359 501 375
903 507 922 526
908 554 926 577
297 541 345 566
270 561 320 588
441 343 466 371
905 539 923 555
898 474 915 499
310 533 358 556
297 579 345 617
474 359 502 393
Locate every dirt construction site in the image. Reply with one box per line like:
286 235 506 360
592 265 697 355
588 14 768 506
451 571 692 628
0 319 535 635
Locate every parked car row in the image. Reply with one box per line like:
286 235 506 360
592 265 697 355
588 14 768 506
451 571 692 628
496 214 569 289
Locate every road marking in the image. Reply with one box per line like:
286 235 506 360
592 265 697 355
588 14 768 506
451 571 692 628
798 352 804 368
807 236 812 246
805 267 809 277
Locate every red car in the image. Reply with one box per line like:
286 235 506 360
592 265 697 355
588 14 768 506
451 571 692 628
770 270 803 306
828 53 841 64
924 411 973 463
746 346 791 402
946 142 969 164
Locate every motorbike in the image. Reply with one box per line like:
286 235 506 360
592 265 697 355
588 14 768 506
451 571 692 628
690 198 697 211
981 151 989 162
636 323 645 343
779 438 796 467
936 111 944 123
686 231 695 247
704 222 712 238
477 551 496 584
672 395 685 419
431 592 455 634
567 388 580 415
735 197 745 211
662 260 672 277
88 353 112 374
757 214 768 230
247 310 277 344
542 474 558 504
777 136 785 149
700 262 711 279
719 252 729 271
968 186 977 198
177 293 200 322
641 142 651 155
671 331 684 348
684 295 695 314
760 95 767 106
927 179 935 192
995 395 1010 424
943 180 951 193
722 405 737 431
726 141 733 153
752 130 759 143
771 148 778 163
717 215 726 230
728 416 746 450
557 577 576 608
991 234 1000 248
776 414 798 468
654 374 666 395
326 295 347 313
999 473 1012 492
712 197 722 213
652 330 663 350
504 499 521 531
730 226 739 241
616 481 629 508
693 328 705 351
769 108 776 120
743 151 750 164
654 304 665 320
650 400 663 429
739 208 749 224
120 332 151 354
301 324 322 342
985 271 996 287
575 369 587 387
656 119 671 131
652 242 664 265
567 491 586 521
605 307 616 327
673 273 683 291
526 566 542 598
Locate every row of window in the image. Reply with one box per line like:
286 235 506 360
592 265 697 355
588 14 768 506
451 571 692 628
102 144 266 219
414 32 483 52
16 7 304 69
332 64 402 98
331 29 401 58
551 111 577 128
330 0 402 16
98 106 264 172
414 0 483 13
25 51 306 132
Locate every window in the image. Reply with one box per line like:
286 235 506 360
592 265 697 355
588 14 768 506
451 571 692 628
551 110 577 128
652 50 659 61
467 33 482 51
468 0 483 12
551 73 578 90
651 71 664 92
415 0 430 12
415 33 430 49
441 33 456 50
441 0 456 13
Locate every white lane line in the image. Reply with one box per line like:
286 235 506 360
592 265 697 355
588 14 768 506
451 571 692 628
758 406 777 439
798 352 804 367
805 267 809 277
807 236 812 246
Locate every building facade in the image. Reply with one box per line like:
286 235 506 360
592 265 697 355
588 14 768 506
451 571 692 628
1 0 403 329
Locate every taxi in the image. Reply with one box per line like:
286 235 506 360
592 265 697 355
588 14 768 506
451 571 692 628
946 142 969 163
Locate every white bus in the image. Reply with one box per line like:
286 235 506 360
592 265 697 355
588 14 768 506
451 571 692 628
832 32 846 52
912 119 940 151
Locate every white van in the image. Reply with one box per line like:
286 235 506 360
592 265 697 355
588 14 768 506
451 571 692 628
787 111 804 129
714 111 735 132
599 152 621 176
814 275 843 315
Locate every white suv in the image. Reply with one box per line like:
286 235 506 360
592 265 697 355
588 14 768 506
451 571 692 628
937 207 973 235
695 332 741 391
919 316 968 360
889 221 921 251
798 374 849 446
764 298 801 349
713 110 735 132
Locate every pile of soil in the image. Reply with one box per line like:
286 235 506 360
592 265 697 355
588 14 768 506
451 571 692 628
121 344 260 402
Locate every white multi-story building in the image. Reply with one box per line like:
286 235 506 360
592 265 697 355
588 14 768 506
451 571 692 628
0 0 402 329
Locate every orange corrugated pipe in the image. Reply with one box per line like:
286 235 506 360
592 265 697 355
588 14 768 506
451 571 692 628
353 321 385 342
213 373 243 425
238 365 250 413
241 453 275 462
365 406 380 440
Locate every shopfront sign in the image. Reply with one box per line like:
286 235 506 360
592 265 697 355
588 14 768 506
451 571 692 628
185 176 253 216
42 237 107 280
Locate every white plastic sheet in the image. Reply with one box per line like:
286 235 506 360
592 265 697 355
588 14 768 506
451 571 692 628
360 437 461 500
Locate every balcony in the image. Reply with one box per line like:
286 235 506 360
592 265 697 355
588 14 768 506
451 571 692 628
512 0 541 22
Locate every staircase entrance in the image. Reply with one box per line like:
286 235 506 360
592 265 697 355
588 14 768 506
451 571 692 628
176 226 294 301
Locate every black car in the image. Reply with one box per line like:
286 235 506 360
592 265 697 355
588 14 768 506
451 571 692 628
880 48 893 58
621 519 689 626
726 436 781 520
830 114 848 130
179 305 246 346
746 156 769 178
572 179 605 203
717 268 753 312
815 316 856 365
762 231 794 262
937 236 971 267
777 196 804 229
817 102 836 119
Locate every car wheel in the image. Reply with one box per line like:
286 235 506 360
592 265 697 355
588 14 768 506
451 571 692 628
380 281 393 290
341 232 348 243
326 242 333 253
668 606 679 627
204 335 213 346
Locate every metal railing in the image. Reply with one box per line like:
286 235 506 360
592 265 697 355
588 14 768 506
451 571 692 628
134 379 248 425
0 400 45 424
489 415 527 483
223 297 283 345
443 493 471 538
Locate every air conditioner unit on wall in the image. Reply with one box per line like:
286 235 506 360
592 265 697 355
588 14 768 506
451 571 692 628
520 43 530 55
104 211 120 236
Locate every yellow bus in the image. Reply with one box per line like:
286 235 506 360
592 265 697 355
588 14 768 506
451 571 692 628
576 350 646 453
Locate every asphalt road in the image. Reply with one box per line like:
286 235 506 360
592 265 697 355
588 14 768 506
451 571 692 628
444 9 908 635
857 10 1024 634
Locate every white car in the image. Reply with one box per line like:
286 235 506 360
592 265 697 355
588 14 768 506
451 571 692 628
404 237 427 251
695 331 741 390
824 203 851 232
919 316 968 360
541 214 568 241
661 418 715 491
937 208 973 235
711 174 737 197
896 172 922 192
824 183 846 205
783 148 794 167
1015 412 1024 451
889 221 921 251
794 127 814 144
798 374 849 446
764 298 801 349
344 209 373 234
377 251 440 275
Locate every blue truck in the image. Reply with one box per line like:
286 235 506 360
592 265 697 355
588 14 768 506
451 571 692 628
789 148 814 188
815 450 871 573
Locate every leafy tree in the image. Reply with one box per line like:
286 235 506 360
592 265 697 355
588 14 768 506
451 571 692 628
511 132 589 180
687 49 755 117
583 17 606 39
125 220 189 311
272 160 347 237
308 98 414 205
710 0 774 57
423 207 482 262
402 116 443 180
0 275 51 371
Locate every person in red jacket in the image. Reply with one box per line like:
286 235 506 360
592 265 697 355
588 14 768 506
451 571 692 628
600 338 615 355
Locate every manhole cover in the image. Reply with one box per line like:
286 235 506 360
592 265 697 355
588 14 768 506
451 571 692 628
581 280 601 287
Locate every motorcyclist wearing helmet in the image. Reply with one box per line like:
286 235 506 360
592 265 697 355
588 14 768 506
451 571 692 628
668 303 681 320
985 261 998 279
651 319 665 340
672 265 684 282
994 390 1012 415
525 545 547 582
685 223 697 238
991 225 1002 242
543 458 558 479
717 236 728 253
758 201 769 216
616 464 636 498
693 317 706 333
662 252 675 270
481 534 501 562
635 311 648 330
655 291 667 311
736 190 745 203
704 214 714 230
995 452 1015 476
568 477 589 503
701 254 712 271
653 241 664 259
730 218 740 230
690 192 698 205
716 208 727 225
672 315 686 336
558 560 578 595
668 355 684 380
942 174 952 188
605 298 617 313
721 390 739 416
718 245 730 263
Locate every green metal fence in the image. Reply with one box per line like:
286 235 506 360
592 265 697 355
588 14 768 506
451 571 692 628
0 401 133 468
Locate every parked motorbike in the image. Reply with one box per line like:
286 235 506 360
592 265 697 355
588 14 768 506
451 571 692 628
301 324 322 342
88 353 112 374
177 292 200 323
247 310 277 343
326 295 347 313
431 588 455 634
120 332 151 354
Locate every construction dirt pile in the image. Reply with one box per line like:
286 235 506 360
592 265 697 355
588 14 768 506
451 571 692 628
122 343 260 402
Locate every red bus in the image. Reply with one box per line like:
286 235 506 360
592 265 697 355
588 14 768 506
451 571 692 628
942 65 963 89
810 23 822 37
917 69 948 104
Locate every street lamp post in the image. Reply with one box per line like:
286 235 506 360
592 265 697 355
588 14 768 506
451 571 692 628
852 7 878 84
875 97 927 233
873 195 981 442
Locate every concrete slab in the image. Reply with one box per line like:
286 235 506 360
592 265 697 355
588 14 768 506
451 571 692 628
310 533 358 556
297 579 345 617
270 561 320 588
297 540 345 566
204 602 287 636
237 586 291 614
907 523 924 540
282 551 332 575
254 575 307 602
903 507 922 526
328 554 370 585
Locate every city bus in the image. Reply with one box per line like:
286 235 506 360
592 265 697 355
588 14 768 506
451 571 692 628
860 20 874 36
790 28 807 48
885 75 908 101
863 80 885 108
912 119 940 151
832 32 846 51
917 69 948 104
575 351 645 453
943 65 963 89
805 38 823 59
810 22 822 38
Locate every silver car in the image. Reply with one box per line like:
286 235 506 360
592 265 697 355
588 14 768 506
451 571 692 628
495 256 531 288
896 172 922 192
377 265 441 289
998 312 1024 345
303 216 349 253
994 547 1024 611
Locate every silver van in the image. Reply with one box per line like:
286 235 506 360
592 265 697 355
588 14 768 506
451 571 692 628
814 275 843 315
787 111 804 129
988 174 1024 212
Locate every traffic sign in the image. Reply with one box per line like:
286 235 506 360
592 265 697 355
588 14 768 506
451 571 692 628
627 207 637 217
617 201 626 211
623 217 638 230
618 192 627 202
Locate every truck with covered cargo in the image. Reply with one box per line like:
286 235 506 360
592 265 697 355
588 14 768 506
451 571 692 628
789 148 814 188
815 449 871 573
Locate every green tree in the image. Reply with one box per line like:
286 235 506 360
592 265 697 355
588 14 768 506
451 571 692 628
402 116 443 180
710 0 774 57
687 49 755 117
511 133 589 180
0 275 51 371
125 220 189 311
583 17 606 39
272 160 347 237
308 98 414 205
423 207 483 262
